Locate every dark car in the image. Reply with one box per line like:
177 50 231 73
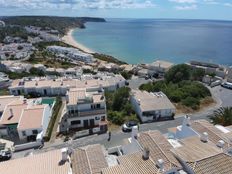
122 121 138 132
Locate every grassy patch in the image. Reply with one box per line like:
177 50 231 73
0 88 10 96
44 97 62 141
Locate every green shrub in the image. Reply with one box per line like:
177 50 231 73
181 97 200 110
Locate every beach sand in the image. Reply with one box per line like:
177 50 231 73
62 29 95 54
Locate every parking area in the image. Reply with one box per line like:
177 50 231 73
210 85 232 107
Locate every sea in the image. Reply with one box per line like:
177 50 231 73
72 18 232 65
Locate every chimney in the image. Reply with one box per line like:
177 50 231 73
9 108 13 117
200 132 208 143
35 81 38 86
142 147 150 160
182 115 191 127
217 140 225 149
137 99 141 105
23 99 27 104
61 148 68 162
157 159 164 172
131 126 138 139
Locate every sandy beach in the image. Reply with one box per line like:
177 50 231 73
62 29 95 54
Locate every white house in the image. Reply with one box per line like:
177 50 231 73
130 90 175 123
17 104 52 141
0 97 53 142
148 60 174 77
64 88 107 131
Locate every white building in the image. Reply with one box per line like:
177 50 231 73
0 97 53 142
64 88 107 131
130 90 175 123
148 60 174 77
47 46 94 63
9 74 126 96
0 72 11 89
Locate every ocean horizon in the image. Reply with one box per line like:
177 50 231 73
72 18 232 65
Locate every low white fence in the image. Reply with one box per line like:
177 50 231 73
14 141 42 152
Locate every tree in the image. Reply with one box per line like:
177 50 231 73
165 64 192 83
120 71 132 80
112 87 130 111
210 107 232 126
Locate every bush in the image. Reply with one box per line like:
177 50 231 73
44 97 62 141
181 97 200 110
139 80 211 110
106 87 137 125
120 71 132 80
165 64 192 83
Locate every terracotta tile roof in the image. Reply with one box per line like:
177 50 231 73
0 149 70 174
185 153 232 174
102 152 159 174
72 144 108 174
137 130 181 171
17 105 46 130
191 120 231 149
172 136 221 162
0 95 20 112
0 100 27 125
67 88 86 105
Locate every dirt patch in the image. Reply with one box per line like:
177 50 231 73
175 97 216 115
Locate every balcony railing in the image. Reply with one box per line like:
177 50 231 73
79 109 106 117
69 108 106 117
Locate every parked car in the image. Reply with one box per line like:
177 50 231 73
122 121 138 132
0 151 11 161
221 82 232 89
210 80 221 88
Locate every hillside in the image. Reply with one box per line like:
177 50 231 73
1 16 106 35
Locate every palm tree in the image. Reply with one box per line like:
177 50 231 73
210 107 232 126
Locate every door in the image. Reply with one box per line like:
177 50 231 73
83 120 89 128
90 119 95 127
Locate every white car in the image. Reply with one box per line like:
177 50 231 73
122 121 138 132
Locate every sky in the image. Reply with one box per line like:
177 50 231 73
0 0 232 20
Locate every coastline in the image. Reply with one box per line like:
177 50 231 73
62 29 95 54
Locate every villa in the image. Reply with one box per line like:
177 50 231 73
61 88 107 132
0 96 54 142
130 90 175 123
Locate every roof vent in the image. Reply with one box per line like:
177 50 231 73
8 108 14 120
183 115 191 126
142 147 150 160
23 99 27 104
200 132 208 143
217 140 225 148
157 159 164 172
61 148 68 162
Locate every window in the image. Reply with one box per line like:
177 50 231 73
96 104 101 109
101 116 106 121
22 131 26 136
71 120 81 125
32 130 38 135
95 116 100 120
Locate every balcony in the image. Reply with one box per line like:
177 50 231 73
69 108 106 118
79 109 106 117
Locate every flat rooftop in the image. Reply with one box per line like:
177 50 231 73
131 90 175 112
